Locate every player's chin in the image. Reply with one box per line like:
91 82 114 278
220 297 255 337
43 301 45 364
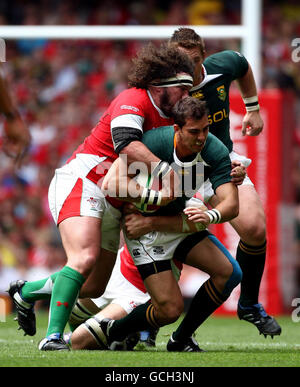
194 144 204 152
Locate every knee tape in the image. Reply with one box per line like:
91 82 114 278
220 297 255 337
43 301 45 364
83 317 107 349
69 300 94 327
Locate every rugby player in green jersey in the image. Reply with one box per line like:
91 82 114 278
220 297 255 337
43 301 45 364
99 97 243 352
167 27 281 338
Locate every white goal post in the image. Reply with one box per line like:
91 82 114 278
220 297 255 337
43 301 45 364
0 0 262 87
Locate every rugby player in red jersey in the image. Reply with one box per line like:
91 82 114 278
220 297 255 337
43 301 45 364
8 43 194 351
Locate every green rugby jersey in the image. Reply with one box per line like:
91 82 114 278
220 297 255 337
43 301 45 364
190 50 249 152
141 125 231 215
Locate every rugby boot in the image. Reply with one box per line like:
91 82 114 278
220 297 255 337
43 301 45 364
167 333 204 352
139 328 159 347
237 302 282 338
39 333 70 351
125 332 140 351
100 318 130 350
8 280 36 336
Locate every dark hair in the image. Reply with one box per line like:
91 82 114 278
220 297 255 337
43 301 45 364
170 27 206 57
128 43 194 89
172 97 208 127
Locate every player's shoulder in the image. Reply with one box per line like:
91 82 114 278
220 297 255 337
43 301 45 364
204 50 247 71
205 132 229 150
204 50 249 80
202 132 229 160
110 87 149 112
115 87 148 104
143 125 175 150
205 50 245 62
143 125 174 139
142 125 174 158
107 88 151 121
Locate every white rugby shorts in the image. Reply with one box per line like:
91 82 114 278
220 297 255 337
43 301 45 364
92 250 150 314
124 229 192 267
48 156 121 253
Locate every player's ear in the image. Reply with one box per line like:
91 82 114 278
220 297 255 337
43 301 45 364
148 85 163 96
173 124 180 133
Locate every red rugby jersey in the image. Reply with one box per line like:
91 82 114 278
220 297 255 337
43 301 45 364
67 88 174 185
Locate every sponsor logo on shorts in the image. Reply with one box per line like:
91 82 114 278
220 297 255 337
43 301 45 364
152 246 164 255
132 248 141 257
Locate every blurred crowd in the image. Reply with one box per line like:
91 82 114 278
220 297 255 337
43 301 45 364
0 0 300 298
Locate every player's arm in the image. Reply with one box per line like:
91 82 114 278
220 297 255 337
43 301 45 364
120 141 179 200
185 182 239 224
0 68 31 164
230 160 246 185
101 157 173 206
235 63 264 137
111 111 164 171
120 141 161 169
124 211 199 239
111 113 178 198
124 183 239 239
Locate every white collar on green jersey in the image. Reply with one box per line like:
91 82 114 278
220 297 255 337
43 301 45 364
191 65 223 91
173 148 209 167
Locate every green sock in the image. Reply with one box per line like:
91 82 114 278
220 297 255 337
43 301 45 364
110 301 160 342
236 240 266 307
46 266 85 337
21 272 59 303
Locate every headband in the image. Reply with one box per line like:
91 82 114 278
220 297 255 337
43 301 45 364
151 74 194 88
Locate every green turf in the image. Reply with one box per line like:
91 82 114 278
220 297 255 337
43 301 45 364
0 312 300 367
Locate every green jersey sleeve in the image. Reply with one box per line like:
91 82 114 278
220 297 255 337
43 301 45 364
205 50 249 81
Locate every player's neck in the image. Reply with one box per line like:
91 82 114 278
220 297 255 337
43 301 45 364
194 66 205 86
174 133 197 161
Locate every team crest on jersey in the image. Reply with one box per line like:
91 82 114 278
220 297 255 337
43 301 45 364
217 85 226 101
191 90 204 99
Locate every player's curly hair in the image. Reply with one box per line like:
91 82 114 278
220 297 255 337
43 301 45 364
172 97 208 128
169 27 206 58
128 43 194 89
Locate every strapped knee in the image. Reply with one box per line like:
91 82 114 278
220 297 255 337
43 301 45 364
69 300 94 328
83 317 107 349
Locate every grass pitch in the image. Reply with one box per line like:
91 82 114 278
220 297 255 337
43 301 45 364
0 312 300 367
